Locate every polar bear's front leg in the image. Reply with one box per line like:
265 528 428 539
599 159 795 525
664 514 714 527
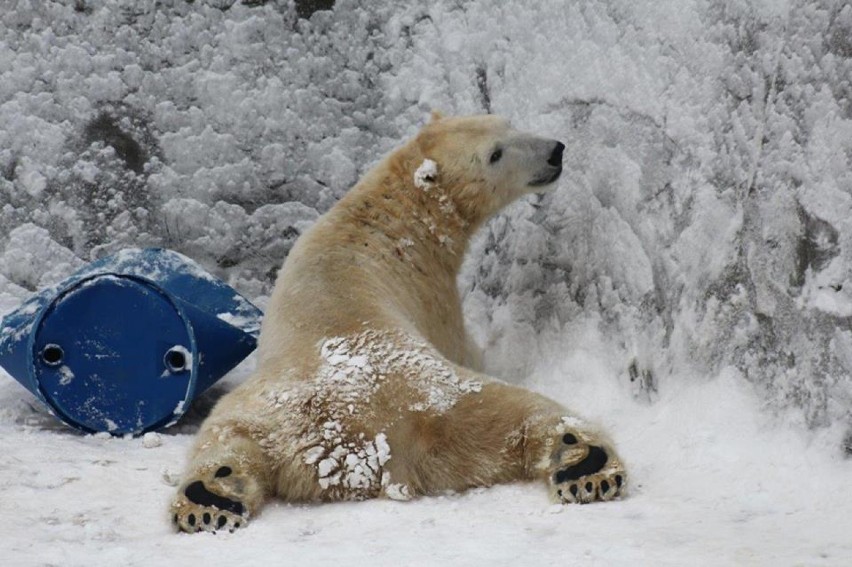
171 427 274 534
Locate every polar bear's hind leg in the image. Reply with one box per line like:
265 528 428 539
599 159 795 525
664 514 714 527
547 424 626 504
387 379 627 504
171 428 274 533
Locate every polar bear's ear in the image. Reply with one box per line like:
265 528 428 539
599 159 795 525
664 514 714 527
429 110 445 122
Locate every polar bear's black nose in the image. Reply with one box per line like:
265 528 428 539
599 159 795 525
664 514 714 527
548 142 565 167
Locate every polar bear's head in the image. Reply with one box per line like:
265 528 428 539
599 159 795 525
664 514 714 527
414 113 564 224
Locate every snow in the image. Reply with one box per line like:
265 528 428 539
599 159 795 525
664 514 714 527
142 431 163 449
1 0 852 564
317 332 482 416
414 158 438 190
2 344 851 565
58 364 75 386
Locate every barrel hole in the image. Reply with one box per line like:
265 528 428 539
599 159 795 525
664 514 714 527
42 344 64 366
164 347 189 373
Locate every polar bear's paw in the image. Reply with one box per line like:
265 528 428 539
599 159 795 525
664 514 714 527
549 432 626 504
171 466 249 533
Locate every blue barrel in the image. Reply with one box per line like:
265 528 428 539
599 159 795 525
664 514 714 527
0 248 263 435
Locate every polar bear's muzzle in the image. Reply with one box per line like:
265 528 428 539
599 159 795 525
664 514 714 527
528 140 564 187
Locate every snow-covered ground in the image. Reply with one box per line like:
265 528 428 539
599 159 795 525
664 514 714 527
2 0 852 565
2 334 851 566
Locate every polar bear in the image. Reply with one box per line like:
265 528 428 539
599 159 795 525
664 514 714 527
171 113 626 533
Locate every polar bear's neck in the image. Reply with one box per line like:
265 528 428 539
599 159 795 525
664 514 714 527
339 153 476 278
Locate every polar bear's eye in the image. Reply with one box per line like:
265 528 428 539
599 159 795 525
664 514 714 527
489 148 503 164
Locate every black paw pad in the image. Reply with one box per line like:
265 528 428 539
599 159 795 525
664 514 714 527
203 513 211 524
215 466 233 478
562 433 578 445
188 513 196 526
615 474 623 488
184 481 245 516
585 482 593 493
553 445 609 484
600 480 610 493
217 515 227 529
569 484 579 497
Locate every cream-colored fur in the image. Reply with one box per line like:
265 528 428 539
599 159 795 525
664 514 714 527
171 114 626 533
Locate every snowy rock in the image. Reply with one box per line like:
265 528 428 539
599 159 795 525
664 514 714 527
142 432 162 449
